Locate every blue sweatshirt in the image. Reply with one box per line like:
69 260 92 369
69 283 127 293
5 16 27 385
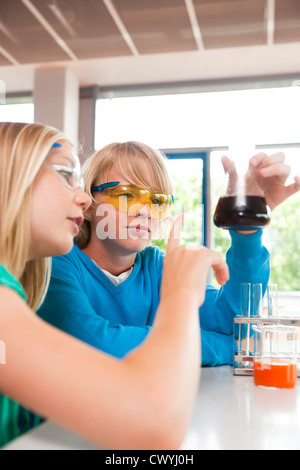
37 231 270 366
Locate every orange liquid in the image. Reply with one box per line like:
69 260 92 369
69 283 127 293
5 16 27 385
254 360 297 389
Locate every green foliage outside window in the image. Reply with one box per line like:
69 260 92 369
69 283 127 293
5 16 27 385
213 194 300 292
266 196 300 291
152 173 203 251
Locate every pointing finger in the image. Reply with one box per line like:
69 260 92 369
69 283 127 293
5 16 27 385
211 254 230 286
166 214 183 254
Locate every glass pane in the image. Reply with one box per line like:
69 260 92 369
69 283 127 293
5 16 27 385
153 157 204 251
95 85 300 150
0 103 34 123
211 147 300 292
257 147 300 292
210 150 231 256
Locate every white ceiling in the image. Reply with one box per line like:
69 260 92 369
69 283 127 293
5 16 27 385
0 0 300 94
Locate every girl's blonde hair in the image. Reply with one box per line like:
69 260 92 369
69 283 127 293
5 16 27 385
0 122 70 310
76 141 173 248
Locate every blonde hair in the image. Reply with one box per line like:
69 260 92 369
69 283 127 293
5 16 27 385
76 141 173 248
0 122 70 310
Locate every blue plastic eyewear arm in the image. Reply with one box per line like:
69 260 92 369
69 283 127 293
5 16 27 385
91 181 174 204
91 181 120 192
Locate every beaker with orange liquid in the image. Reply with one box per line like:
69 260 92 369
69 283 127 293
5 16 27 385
253 325 298 389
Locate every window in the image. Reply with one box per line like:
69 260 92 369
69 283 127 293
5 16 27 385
94 84 300 294
165 153 205 248
210 147 300 294
0 101 34 123
149 153 205 251
95 85 300 150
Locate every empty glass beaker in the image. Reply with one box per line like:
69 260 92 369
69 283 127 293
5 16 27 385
253 325 298 389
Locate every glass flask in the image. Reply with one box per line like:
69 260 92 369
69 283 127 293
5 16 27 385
213 139 271 231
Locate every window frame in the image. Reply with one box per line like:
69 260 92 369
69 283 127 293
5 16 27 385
163 149 209 247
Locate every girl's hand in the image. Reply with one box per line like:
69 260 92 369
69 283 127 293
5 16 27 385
161 215 229 307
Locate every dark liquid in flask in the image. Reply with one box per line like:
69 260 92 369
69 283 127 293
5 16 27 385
213 195 271 230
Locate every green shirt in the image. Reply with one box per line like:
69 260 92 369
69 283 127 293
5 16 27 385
0 265 41 447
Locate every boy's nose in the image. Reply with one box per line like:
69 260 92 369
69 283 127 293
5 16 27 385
136 202 152 218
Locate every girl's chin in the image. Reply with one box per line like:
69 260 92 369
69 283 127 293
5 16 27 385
48 238 75 258
28 231 75 260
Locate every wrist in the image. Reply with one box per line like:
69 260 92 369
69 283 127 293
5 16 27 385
160 286 200 309
234 229 258 235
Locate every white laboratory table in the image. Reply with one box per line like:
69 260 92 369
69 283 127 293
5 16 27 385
3 366 300 450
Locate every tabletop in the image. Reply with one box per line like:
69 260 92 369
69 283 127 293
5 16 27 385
3 366 300 450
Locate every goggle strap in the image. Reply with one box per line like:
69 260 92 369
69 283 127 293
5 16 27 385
91 181 120 192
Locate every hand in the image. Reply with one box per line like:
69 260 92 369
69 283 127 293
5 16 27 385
221 155 266 234
221 155 265 197
221 152 300 213
249 152 300 211
161 215 229 307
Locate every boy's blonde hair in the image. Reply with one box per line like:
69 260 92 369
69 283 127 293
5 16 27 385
0 122 70 310
76 141 173 248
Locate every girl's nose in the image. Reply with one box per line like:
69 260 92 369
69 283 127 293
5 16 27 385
75 188 92 211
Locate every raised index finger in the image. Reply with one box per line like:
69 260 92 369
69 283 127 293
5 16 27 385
221 155 237 175
166 214 183 254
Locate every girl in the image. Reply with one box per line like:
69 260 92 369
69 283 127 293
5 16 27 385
0 122 229 449
38 141 300 366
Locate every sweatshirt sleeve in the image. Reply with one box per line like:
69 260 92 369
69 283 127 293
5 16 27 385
37 256 150 359
200 230 270 335
201 330 234 366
